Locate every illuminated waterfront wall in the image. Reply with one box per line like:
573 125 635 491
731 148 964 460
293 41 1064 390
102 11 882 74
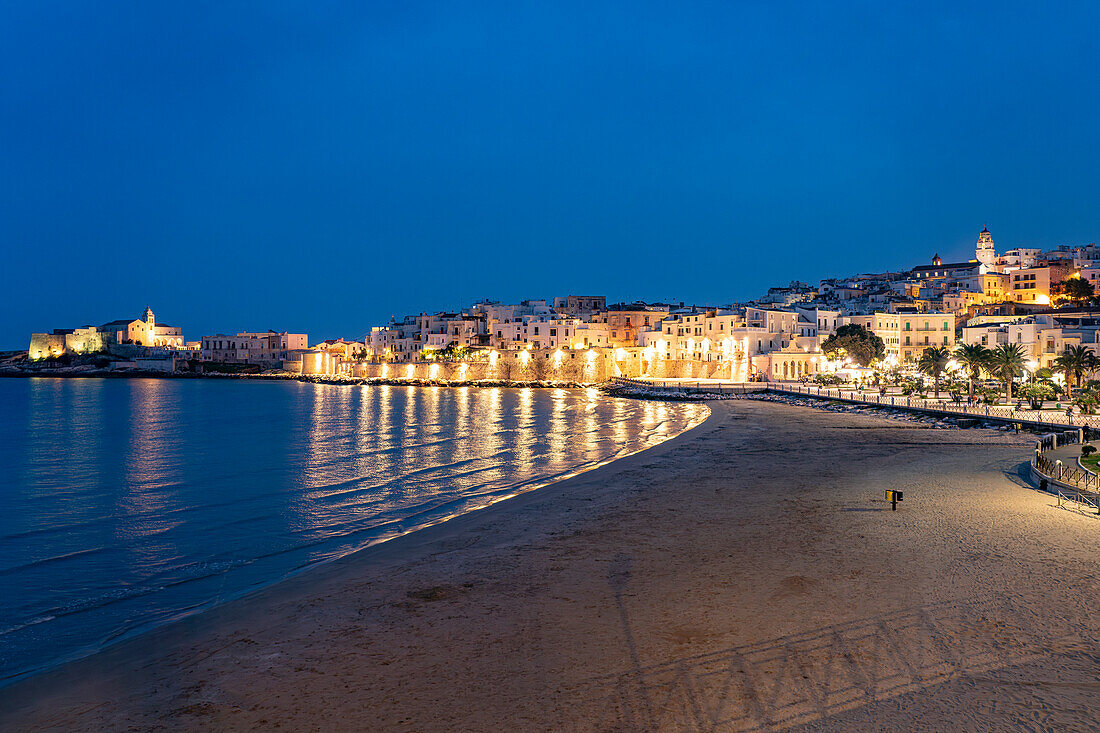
291 345 760 383
356 348 615 382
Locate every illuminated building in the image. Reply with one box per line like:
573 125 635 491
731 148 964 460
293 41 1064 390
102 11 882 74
28 306 188 359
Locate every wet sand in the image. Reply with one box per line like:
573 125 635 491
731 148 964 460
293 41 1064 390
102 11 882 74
3 400 1100 732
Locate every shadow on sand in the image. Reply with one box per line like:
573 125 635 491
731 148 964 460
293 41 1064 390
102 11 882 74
560 552 1085 732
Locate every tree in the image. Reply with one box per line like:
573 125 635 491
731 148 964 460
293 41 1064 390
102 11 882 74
954 343 992 402
821 324 886 367
1053 345 1097 397
1055 276 1095 305
988 343 1028 400
917 346 952 398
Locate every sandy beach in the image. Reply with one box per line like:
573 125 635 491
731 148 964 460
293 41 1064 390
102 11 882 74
3 399 1099 732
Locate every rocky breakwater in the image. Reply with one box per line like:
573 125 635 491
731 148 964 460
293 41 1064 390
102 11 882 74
299 374 596 389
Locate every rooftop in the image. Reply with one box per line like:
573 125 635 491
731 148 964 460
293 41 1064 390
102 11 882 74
912 260 980 272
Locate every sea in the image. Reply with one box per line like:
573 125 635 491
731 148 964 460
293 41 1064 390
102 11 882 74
0 377 707 684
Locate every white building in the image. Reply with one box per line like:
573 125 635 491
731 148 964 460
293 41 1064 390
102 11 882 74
962 313 1100 371
201 331 308 366
492 314 580 350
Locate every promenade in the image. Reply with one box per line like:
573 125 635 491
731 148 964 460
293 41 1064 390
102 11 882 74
614 377 1099 432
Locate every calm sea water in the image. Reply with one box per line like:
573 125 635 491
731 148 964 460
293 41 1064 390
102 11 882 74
0 378 706 684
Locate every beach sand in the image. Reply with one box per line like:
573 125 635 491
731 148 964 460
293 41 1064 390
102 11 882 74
3 400 1100 731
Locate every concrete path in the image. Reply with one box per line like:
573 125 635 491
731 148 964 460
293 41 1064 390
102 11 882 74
1045 443 1096 474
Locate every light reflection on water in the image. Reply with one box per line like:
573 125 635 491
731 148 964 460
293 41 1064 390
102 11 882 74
0 378 707 684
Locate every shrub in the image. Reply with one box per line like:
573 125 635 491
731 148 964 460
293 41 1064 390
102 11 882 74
1020 382 1055 410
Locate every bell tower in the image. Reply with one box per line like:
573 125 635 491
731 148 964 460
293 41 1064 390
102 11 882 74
976 226 996 267
143 305 155 346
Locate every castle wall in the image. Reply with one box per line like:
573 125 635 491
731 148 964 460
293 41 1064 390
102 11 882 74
65 328 108 354
28 333 65 360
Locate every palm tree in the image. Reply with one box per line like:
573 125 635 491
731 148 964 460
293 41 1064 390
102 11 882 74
988 343 1027 400
954 343 992 403
917 346 952 398
1053 345 1097 397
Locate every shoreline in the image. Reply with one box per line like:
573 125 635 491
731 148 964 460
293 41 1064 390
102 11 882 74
5 400 1099 731
0 369 608 390
0 395 711 693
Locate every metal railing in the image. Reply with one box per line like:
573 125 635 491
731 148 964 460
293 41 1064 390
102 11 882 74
608 378 1100 431
770 383 1100 431
1058 488 1100 513
1032 435 1100 513
1051 462 1100 493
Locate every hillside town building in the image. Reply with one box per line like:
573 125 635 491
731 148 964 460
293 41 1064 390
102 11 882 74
25 227 1100 381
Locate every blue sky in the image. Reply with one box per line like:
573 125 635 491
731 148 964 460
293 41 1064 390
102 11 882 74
2 1 1099 347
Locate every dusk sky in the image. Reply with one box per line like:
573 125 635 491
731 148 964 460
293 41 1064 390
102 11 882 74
3 1 1100 348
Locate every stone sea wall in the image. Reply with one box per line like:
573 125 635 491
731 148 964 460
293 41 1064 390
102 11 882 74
314 352 749 384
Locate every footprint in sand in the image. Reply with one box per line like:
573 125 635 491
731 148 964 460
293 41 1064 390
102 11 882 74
770 575 819 601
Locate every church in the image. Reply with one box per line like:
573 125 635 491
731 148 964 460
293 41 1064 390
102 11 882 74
100 306 184 348
910 226 995 284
